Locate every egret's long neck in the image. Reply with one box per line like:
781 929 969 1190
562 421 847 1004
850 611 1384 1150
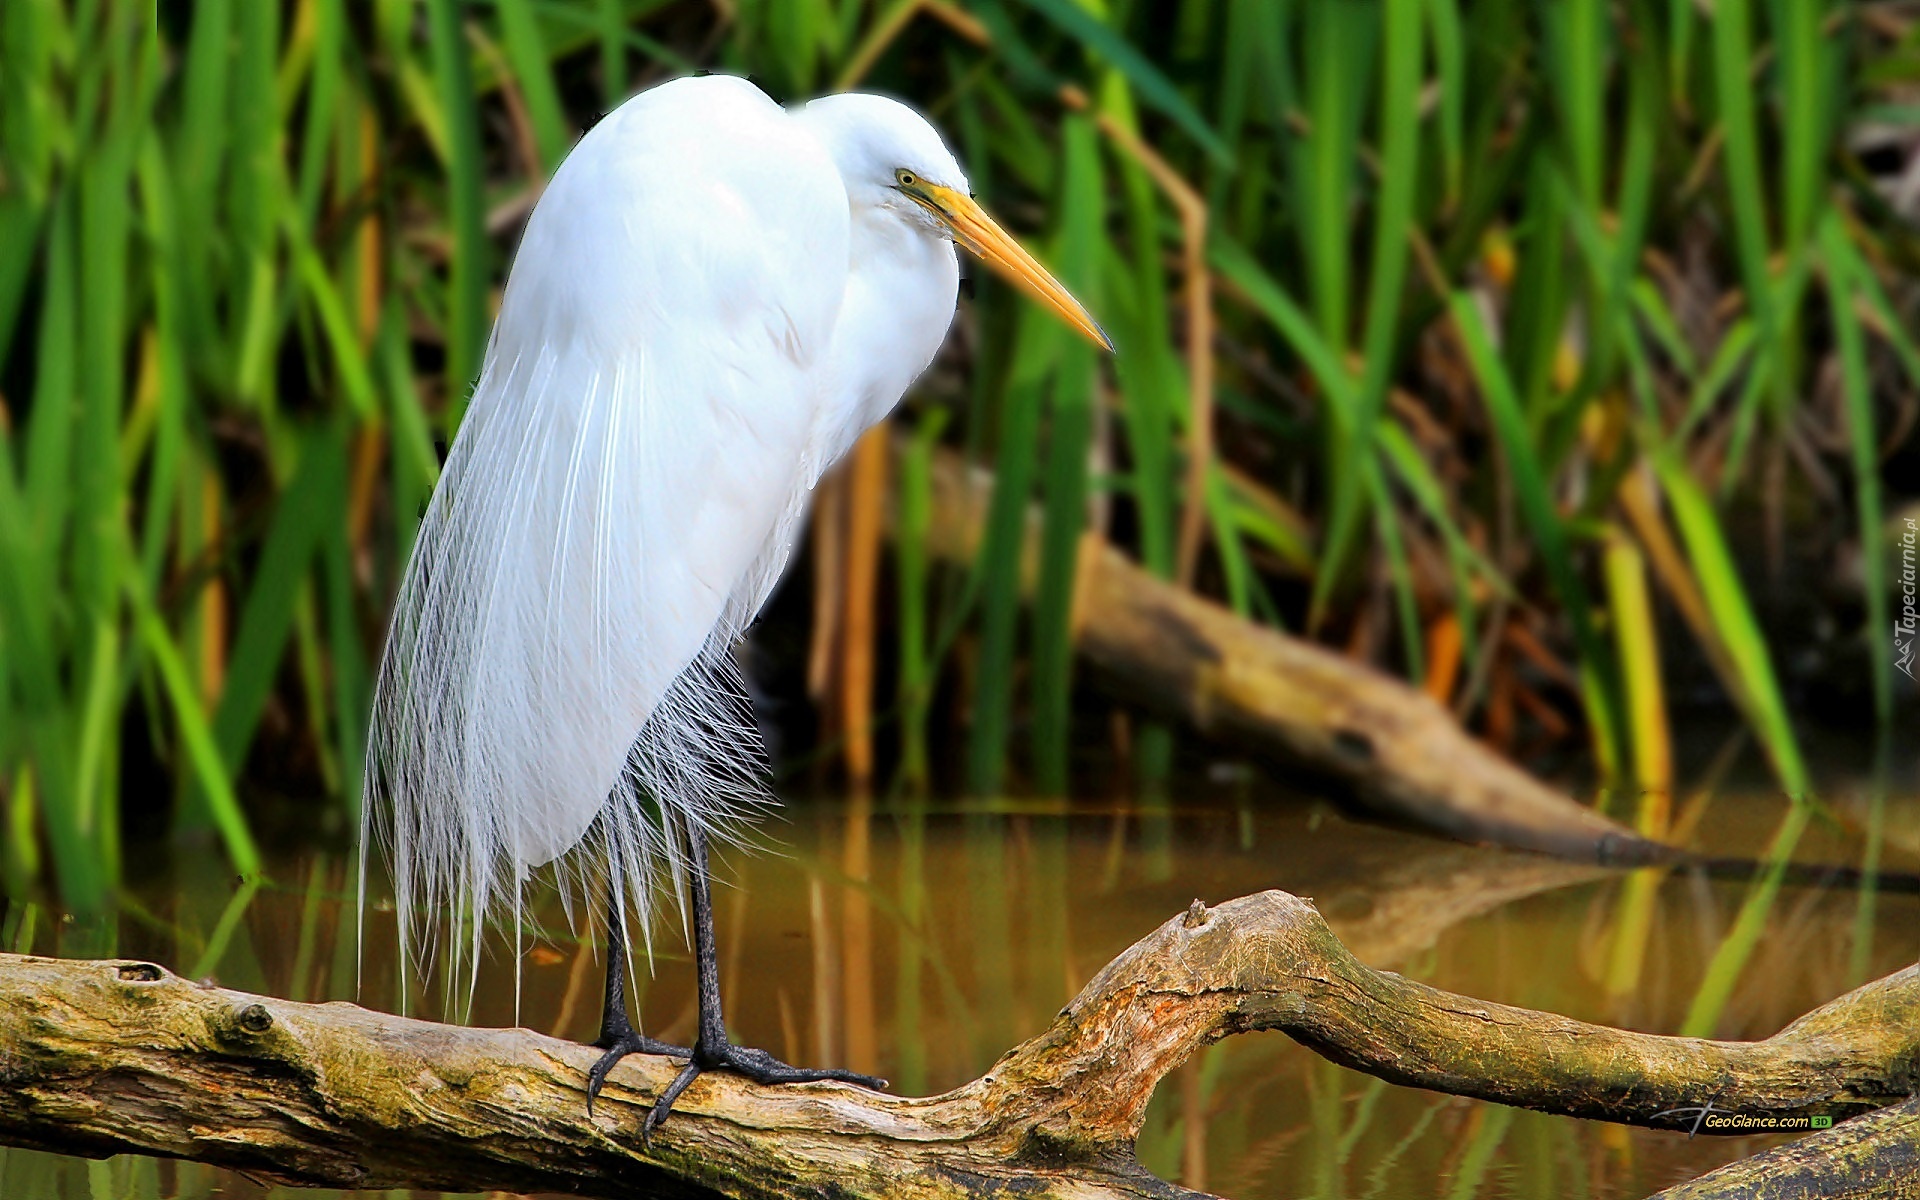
808 209 958 479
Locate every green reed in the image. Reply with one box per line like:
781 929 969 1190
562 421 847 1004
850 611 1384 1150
0 1 1912 1031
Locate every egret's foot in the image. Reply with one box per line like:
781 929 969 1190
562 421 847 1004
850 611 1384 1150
641 1039 887 1139
585 1027 692 1116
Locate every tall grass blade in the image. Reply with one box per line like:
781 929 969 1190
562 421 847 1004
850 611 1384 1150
1820 215 1891 726
967 299 1059 795
426 0 489 424
130 581 264 878
1652 453 1809 797
1030 116 1101 794
211 427 348 773
1016 0 1232 164
1314 0 1421 627
495 0 572 170
1451 295 1621 757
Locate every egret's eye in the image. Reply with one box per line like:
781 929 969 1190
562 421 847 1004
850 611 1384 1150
895 169 917 188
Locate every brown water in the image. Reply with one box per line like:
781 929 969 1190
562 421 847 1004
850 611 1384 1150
3 786 1915 1199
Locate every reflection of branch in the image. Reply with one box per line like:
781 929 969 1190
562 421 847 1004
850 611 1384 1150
4 892 1914 1200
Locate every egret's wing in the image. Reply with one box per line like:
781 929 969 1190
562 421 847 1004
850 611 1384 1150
365 76 849 991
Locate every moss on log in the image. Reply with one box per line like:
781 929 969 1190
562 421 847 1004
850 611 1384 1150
1 890 1914 1199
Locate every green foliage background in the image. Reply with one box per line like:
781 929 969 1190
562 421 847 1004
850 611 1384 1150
1 0 1914 959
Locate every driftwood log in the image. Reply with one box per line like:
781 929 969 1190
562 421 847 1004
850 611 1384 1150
2 890 1914 1199
904 448 1672 865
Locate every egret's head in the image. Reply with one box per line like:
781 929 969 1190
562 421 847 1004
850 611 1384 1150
800 92 1111 352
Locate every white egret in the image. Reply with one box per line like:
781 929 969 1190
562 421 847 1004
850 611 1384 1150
362 73 1109 1133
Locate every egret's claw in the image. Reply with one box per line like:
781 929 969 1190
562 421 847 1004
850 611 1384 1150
585 1029 691 1116
704 1042 887 1089
641 1060 705 1143
638 1039 888 1138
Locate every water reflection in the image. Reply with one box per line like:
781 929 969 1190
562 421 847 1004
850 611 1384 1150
3 787 1914 1199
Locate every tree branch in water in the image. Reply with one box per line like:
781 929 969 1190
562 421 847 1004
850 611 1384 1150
1 891 1912 1199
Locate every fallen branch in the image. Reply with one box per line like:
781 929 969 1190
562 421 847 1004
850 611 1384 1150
3 891 1913 1199
906 447 1669 864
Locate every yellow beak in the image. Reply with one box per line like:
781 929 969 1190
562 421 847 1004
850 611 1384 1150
910 183 1113 353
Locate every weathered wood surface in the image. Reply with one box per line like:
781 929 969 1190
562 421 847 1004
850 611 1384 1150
3 890 1914 1199
905 447 1672 865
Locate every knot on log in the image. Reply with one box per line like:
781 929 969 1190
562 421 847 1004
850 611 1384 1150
226 1003 277 1041
975 891 1329 1156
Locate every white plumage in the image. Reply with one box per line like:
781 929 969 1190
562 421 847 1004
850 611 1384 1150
362 74 1106 1004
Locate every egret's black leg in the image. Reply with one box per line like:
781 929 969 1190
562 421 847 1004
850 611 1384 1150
639 825 886 1138
585 877 690 1116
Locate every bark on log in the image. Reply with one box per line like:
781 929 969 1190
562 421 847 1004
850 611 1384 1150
905 447 1670 864
3 890 1913 1200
